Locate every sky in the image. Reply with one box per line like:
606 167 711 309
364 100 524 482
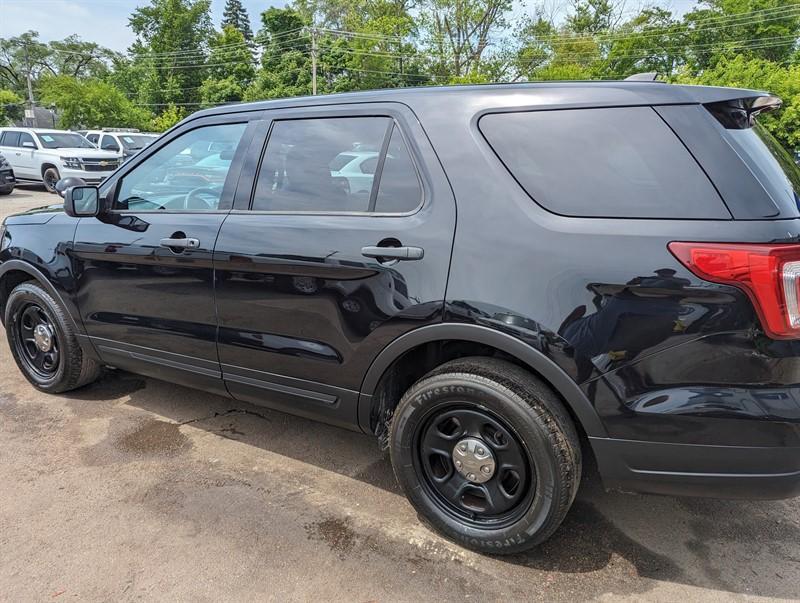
0 0 282 51
1 0 700 53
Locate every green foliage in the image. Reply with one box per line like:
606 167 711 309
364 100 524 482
0 89 23 125
148 103 187 131
38 75 152 129
128 0 214 108
221 0 254 42
677 55 800 148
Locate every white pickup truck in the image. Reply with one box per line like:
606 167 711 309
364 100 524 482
0 127 121 193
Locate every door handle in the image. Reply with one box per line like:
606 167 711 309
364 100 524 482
160 237 200 249
361 246 424 261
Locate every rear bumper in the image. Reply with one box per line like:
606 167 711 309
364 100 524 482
591 436 800 500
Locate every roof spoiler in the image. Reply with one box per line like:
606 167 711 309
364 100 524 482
705 95 782 129
624 72 659 81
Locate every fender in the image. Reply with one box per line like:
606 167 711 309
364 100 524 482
357 322 608 437
0 259 82 333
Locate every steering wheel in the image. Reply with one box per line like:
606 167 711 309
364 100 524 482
183 187 220 210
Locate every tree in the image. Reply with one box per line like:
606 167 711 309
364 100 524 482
0 89 23 125
221 0 254 42
128 0 214 108
38 75 152 129
149 103 187 131
200 24 255 106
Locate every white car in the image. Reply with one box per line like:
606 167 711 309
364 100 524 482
329 151 379 194
81 130 159 161
0 128 121 193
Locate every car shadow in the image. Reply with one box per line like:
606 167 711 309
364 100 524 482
64 369 800 599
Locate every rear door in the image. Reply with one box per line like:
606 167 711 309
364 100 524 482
213 103 456 428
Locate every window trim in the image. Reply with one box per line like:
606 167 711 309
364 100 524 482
107 118 255 215
240 112 425 217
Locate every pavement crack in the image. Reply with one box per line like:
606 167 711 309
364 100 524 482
179 408 272 426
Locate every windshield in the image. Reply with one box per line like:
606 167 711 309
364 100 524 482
725 122 800 210
120 134 156 150
36 132 95 149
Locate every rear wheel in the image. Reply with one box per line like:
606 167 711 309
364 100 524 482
42 167 60 193
5 282 101 392
389 357 581 554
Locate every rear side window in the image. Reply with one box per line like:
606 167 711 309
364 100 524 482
252 117 422 213
1 132 20 147
479 107 728 219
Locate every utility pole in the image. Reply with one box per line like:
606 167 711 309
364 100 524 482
23 46 35 126
310 26 318 95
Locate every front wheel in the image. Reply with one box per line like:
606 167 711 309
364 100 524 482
42 167 60 193
5 282 101 393
390 357 581 554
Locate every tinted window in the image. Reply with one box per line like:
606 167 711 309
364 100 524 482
0 132 20 147
116 122 246 211
18 132 35 148
723 122 800 211
253 117 389 212
86 133 100 144
480 107 726 219
101 135 120 151
373 126 421 213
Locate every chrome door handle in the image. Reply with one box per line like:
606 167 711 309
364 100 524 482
160 237 200 249
361 246 424 261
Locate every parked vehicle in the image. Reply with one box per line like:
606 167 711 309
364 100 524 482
2 81 800 554
0 153 15 195
0 128 121 193
81 130 158 161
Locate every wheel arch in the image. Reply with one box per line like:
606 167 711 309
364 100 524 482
40 162 59 178
357 323 607 439
0 261 79 332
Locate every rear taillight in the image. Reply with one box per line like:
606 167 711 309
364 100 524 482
668 242 800 339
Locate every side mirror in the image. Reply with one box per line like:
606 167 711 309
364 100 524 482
64 185 100 218
21 141 36 149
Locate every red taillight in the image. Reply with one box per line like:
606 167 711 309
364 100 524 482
668 242 800 340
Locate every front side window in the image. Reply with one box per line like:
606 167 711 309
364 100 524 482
19 132 35 148
115 122 246 211
100 135 120 151
36 132 93 149
86 133 100 144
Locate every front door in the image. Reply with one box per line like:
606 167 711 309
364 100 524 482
72 116 255 393
213 104 456 428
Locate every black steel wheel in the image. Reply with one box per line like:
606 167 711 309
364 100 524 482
390 357 581 554
5 281 101 392
416 405 534 528
14 303 61 379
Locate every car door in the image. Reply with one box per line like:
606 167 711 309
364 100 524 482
72 113 260 393
213 104 456 428
16 132 39 178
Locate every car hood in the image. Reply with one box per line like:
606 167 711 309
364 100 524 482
42 148 119 159
3 203 64 225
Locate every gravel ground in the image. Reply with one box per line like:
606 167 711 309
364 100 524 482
1 185 799 601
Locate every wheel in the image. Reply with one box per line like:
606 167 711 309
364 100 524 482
389 357 581 554
5 282 101 393
43 167 60 193
0 185 13 196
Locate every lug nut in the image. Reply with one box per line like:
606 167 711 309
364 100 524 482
467 473 476 481
481 465 491 474
460 443 467 451
455 460 462 468
477 447 485 455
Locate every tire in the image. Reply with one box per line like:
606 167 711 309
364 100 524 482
5 281 101 393
0 185 13 196
42 167 60 193
389 357 581 554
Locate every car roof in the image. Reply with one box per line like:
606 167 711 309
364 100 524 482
187 81 771 122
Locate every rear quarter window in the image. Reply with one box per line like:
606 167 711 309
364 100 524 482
479 107 729 219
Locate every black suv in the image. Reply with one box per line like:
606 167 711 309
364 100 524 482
2 82 800 554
